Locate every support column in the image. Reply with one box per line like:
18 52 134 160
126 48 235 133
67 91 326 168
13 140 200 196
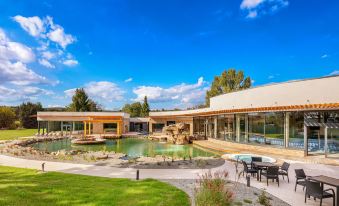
61 121 64 135
72 121 75 134
324 126 328 158
214 116 218 139
117 122 120 136
245 114 249 142
38 121 40 135
236 115 240 142
285 112 290 148
84 121 87 136
46 121 49 134
304 124 308 157
88 122 91 135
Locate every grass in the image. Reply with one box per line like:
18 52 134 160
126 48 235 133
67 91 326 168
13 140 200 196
0 166 190 206
0 129 36 140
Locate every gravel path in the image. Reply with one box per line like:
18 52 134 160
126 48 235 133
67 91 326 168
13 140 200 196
162 179 290 206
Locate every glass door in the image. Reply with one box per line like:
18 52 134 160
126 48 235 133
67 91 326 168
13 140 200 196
307 126 325 155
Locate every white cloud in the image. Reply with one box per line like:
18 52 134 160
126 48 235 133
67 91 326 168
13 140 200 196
63 59 78 67
321 54 328 59
268 75 275 79
64 81 125 103
240 0 264 9
132 77 206 106
47 26 76 49
125 77 133 82
0 28 50 85
0 29 35 63
240 0 288 19
39 58 55 68
0 85 53 104
247 10 258 18
12 16 45 37
0 60 48 85
328 70 339 76
42 51 55 60
13 15 78 67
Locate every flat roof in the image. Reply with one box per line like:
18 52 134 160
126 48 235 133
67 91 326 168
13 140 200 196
37 112 130 121
150 75 339 117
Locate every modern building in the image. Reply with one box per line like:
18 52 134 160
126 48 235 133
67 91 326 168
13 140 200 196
149 75 339 157
37 112 131 136
36 75 339 157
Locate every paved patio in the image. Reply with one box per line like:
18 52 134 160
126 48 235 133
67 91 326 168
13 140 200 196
0 154 338 206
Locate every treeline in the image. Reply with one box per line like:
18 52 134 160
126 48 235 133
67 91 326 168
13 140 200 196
0 102 42 129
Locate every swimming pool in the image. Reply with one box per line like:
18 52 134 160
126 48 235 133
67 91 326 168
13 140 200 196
31 138 216 158
223 153 276 163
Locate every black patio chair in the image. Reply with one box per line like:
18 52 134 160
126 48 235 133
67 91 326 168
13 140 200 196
251 156 263 171
278 162 290 183
260 166 279 186
294 169 307 191
305 180 335 206
242 160 258 177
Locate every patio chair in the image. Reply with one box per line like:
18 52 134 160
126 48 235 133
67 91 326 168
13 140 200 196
251 156 263 172
278 162 290 183
241 160 258 177
260 166 279 186
305 180 335 206
294 169 307 191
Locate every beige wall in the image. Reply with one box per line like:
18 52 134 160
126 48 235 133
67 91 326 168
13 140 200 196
149 117 194 135
210 75 339 110
92 122 103 134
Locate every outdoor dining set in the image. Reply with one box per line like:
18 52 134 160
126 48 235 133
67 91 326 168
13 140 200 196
240 157 339 206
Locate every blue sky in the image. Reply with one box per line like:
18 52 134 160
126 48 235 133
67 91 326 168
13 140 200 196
0 0 338 110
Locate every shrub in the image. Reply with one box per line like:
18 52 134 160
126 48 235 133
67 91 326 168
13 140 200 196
0 106 16 129
195 170 234 206
257 190 271 206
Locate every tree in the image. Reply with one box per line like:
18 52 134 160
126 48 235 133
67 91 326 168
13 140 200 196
0 106 16 129
205 69 252 106
141 96 150 117
67 88 100 112
18 102 43 128
122 102 143 117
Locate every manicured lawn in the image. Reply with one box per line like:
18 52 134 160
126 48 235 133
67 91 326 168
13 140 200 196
0 129 36 140
0 166 190 206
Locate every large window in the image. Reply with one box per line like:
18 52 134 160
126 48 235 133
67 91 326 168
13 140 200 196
193 117 206 137
217 115 225 140
265 112 284 147
289 112 304 149
248 113 265 144
152 123 165 133
225 115 235 141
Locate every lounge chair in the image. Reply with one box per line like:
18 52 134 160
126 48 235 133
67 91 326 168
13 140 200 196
305 180 335 206
278 162 290 183
260 166 279 186
294 169 307 191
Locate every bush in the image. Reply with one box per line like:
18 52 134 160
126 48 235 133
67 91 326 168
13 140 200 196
0 106 16 129
195 170 234 206
257 190 271 206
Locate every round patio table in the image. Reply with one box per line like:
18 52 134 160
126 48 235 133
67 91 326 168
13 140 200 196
252 161 276 181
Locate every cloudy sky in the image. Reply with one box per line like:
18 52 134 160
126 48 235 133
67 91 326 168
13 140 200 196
0 0 338 109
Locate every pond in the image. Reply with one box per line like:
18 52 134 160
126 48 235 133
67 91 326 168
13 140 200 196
31 138 217 158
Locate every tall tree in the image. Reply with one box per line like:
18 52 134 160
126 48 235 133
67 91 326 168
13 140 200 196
67 88 100 111
141 96 150 117
18 102 43 128
122 102 143 117
0 106 16 129
205 69 252 106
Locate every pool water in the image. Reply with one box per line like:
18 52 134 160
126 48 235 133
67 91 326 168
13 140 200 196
31 138 216 158
226 154 276 163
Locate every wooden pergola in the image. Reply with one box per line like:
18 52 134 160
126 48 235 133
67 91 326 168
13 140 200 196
83 116 123 136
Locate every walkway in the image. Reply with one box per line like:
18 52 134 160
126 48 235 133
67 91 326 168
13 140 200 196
0 154 338 206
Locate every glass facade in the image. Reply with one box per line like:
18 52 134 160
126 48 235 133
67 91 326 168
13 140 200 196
192 110 339 156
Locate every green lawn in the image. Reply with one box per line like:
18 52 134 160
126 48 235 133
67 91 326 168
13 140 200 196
0 166 190 206
0 129 37 140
